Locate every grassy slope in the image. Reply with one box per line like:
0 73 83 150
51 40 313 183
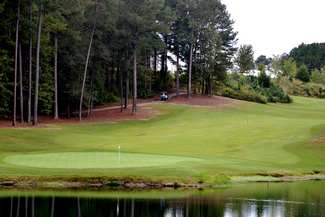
0 96 324 181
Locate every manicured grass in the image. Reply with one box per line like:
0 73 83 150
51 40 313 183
4 152 200 169
0 96 325 181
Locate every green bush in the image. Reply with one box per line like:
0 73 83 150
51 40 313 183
258 71 271 88
259 84 292 103
106 92 119 103
277 77 325 98
311 68 325 84
218 86 267 104
217 73 292 104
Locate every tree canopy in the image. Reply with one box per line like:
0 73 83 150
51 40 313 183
0 0 238 122
235 45 254 74
290 43 325 70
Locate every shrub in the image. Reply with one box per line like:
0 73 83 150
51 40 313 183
259 84 292 103
258 71 271 88
217 73 292 104
277 76 325 98
107 92 119 103
218 86 267 104
311 68 325 84
244 75 292 103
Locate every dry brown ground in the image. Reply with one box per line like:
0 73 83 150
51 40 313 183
0 105 160 128
0 94 239 128
168 94 240 108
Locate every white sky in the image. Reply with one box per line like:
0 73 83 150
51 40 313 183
222 0 325 58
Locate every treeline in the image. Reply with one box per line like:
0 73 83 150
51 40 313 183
253 43 325 99
0 0 237 125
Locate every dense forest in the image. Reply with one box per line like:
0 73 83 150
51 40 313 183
0 0 237 125
290 43 325 71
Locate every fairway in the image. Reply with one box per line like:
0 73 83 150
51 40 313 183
3 152 201 169
0 96 325 181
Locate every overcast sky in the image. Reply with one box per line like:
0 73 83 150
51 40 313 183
222 0 325 58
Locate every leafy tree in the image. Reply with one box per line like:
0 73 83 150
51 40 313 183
311 68 325 84
281 57 297 78
235 45 254 74
79 0 98 120
13 0 21 126
172 0 237 96
271 55 282 77
256 55 271 67
296 64 310 82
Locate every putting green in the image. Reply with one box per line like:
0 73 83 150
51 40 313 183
3 152 201 169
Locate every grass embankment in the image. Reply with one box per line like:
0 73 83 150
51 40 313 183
0 96 324 186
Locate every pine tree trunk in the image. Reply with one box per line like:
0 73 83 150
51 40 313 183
209 79 213 96
160 40 168 89
188 43 193 99
13 0 21 127
124 55 129 109
119 64 123 112
154 48 157 74
176 48 180 96
54 34 59 119
19 44 24 123
132 49 137 113
149 51 152 94
164 37 168 89
87 76 93 117
208 74 212 96
33 6 43 125
161 52 165 72
79 3 97 121
28 0 32 123
124 75 129 109
152 48 157 94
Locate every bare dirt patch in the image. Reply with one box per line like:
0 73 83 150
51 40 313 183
310 136 325 151
0 95 239 128
168 94 240 108
0 105 161 129
312 136 325 144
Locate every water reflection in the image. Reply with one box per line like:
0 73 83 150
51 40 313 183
0 182 325 217
1 195 324 217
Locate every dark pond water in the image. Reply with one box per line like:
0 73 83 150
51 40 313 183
0 181 324 217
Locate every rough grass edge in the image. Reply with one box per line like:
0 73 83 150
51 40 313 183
0 173 324 190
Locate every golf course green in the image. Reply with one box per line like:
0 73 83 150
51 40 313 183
0 96 324 182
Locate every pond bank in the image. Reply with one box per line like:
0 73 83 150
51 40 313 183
0 174 325 190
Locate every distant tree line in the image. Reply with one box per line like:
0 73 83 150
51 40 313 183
252 43 325 99
253 43 325 83
0 0 237 125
